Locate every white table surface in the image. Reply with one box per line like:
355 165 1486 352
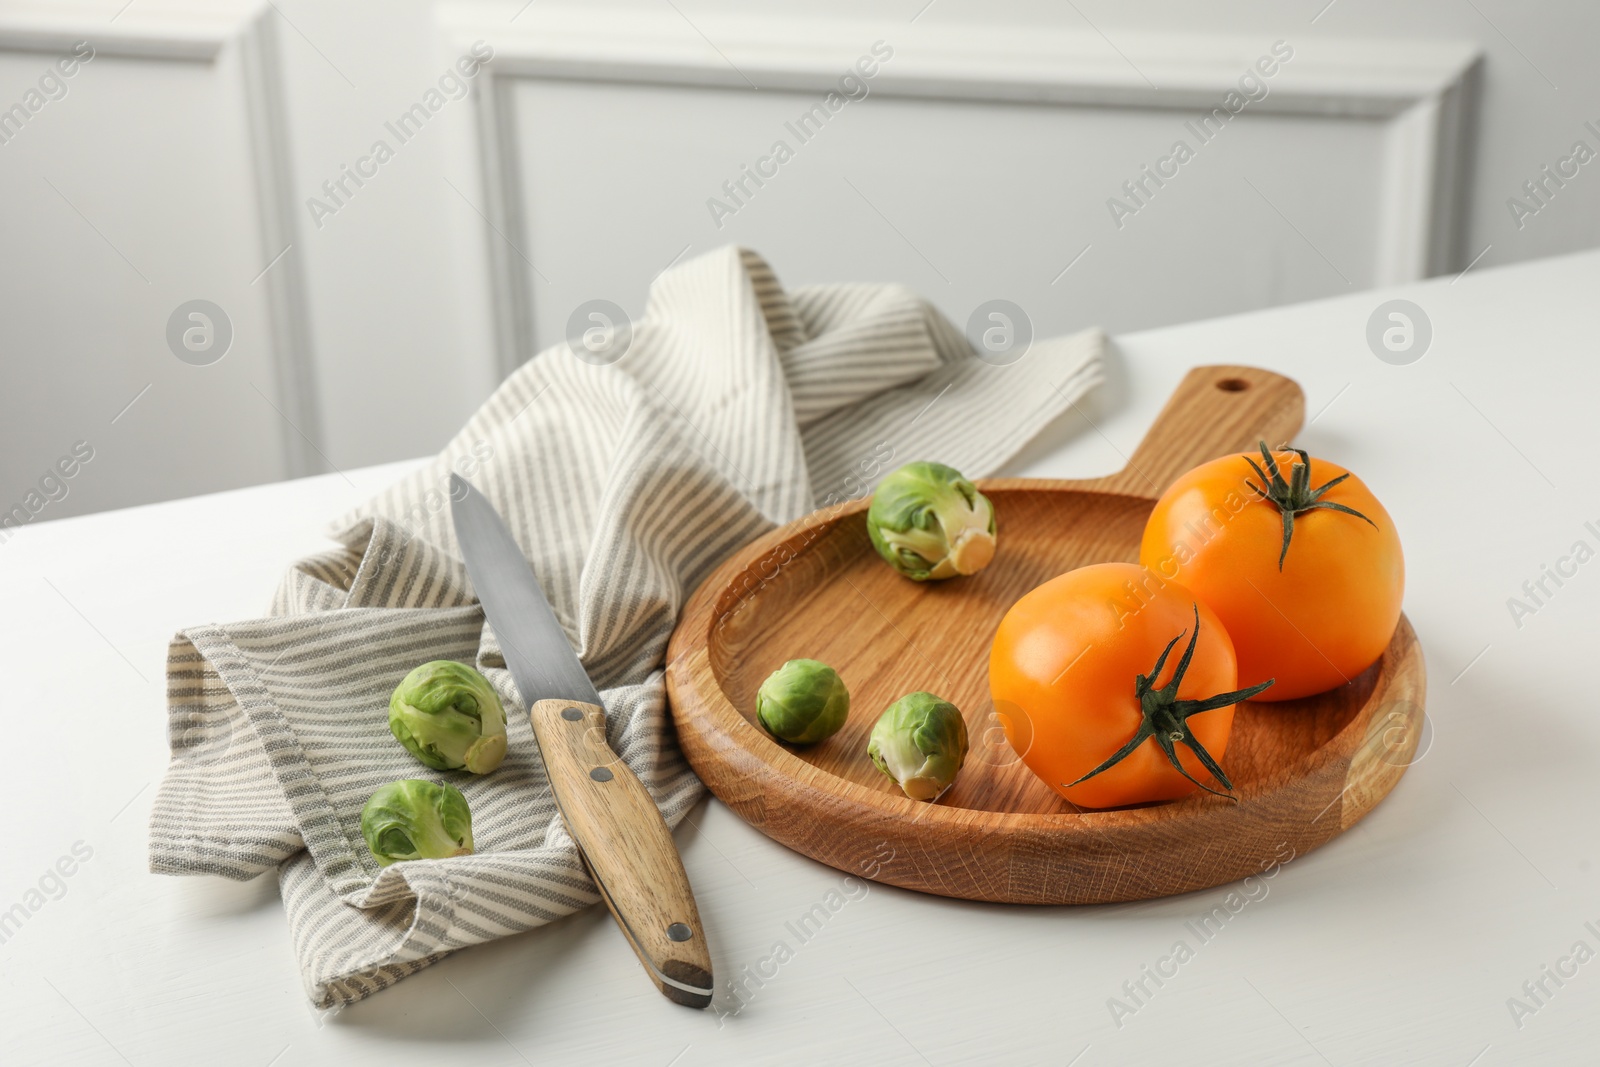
5 250 1599 1066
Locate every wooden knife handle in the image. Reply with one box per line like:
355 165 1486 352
528 699 714 1008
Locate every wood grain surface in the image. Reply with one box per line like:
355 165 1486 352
529 699 714 1005
665 365 1427 904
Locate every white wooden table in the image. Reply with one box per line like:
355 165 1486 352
5 251 1597 1066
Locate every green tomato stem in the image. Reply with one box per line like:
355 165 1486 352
1242 441 1378 570
1064 606 1274 801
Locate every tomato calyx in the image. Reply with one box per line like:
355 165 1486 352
1065 607 1274 801
1243 441 1377 570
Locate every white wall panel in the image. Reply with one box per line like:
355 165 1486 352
26 0 1594 520
444 8 1478 377
0 2 317 522
507 78 1393 355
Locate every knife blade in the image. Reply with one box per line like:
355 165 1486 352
449 474 714 1009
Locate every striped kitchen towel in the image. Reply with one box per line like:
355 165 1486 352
149 246 1103 1008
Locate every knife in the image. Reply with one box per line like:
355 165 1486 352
449 474 714 1009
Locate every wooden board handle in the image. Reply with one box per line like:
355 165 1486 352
1091 365 1305 498
529 699 713 1008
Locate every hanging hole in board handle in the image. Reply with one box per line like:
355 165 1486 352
1214 378 1251 392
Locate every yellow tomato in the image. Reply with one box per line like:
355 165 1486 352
1139 445 1403 700
989 563 1265 808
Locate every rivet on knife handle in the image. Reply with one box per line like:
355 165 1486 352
529 698 714 1008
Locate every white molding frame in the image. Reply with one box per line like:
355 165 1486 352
441 7 1482 379
0 2 323 480
469 47 536 394
236 9 323 480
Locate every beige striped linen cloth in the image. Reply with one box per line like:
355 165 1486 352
149 246 1103 1008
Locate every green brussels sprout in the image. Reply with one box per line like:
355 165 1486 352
867 692 969 801
756 659 850 744
360 779 475 866
867 462 996 581
389 660 507 774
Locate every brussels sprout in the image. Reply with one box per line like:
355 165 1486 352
360 779 475 866
756 659 850 744
867 692 969 801
389 660 507 774
867 462 996 581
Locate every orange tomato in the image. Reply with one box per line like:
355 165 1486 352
989 562 1260 809
1138 445 1403 701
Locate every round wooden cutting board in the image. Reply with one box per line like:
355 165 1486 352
665 365 1427 904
